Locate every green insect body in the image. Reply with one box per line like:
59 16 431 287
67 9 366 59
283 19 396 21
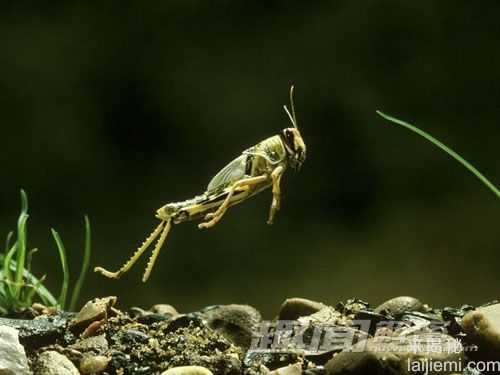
95 86 306 282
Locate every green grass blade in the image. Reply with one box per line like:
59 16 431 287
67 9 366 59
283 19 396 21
3 245 17 285
2 246 19 311
1 232 14 303
4 231 14 255
376 111 500 199
14 213 28 298
26 248 37 280
14 190 30 298
25 273 57 307
3 244 17 301
51 229 69 309
24 274 47 306
69 215 91 311
0 270 10 311
0 297 7 315
20 189 28 215
1 256 57 307
2 190 91 314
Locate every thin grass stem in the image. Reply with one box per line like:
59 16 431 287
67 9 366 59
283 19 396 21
51 229 69 309
376 111 500 199
69 215 91 311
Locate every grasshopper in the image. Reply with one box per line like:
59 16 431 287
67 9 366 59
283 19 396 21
94 86 306 282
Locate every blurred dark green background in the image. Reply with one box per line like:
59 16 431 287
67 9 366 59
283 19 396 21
1 1 499 317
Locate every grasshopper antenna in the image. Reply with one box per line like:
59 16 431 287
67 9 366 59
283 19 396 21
283 85 298 129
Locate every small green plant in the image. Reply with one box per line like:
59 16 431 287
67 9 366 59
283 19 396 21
0 190 92 314
377 111 500 200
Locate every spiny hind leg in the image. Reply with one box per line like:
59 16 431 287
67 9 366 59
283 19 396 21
198 175 269 229
94 221 165 279
198 189 239 229
142 218 172 282
267 166 284 225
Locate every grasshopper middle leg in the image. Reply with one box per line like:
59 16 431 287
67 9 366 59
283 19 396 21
198 175 270 229
268 165 284 225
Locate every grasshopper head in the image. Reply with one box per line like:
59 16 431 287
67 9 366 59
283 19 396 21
282 85 306 170
281 127 306 169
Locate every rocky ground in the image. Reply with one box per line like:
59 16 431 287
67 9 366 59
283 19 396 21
0 295 499 375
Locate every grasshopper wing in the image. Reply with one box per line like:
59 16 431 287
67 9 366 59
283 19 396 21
207 154 248 193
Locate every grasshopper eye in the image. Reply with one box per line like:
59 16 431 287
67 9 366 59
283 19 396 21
283 129 295 149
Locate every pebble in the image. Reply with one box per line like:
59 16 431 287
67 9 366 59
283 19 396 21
165 314 204 333
121 328 149 344
161 366 214 375
0 325 31 375
151 304 179 317
373 296 423 317
298 307 344 326
80 355 110 374
69 334 109 352
35 351 79 375
278 298 326 320
198 304 261 349
269 363 302 375
338 299 370 315
70 296 117 329
326 351 390 375
244 351 300 371
137 313 170 325
0 312 72 350
284 306 368 362
462 302 500 359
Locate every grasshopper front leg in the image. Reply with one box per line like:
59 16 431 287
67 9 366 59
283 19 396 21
268 165 284 225
198 175 270 229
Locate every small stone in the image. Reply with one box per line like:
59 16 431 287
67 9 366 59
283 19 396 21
270 363 302 375
121 328 149 344
0 312 72 350
69 334 109 353
0 326 31 375
289 306 368 361
151 304 179 317
340 299 370 315
80 355 110 374
70 296 117 329
374 296 423 317
36 351 79 375
198 304 261 349
81 320 106 339
166 315 204 333
161 366 214 375
298 307 344 326
303 368 326 375
137 313 170 325
325 351 392 375
462 303 500 359
278 298 326 320
244 351 300 371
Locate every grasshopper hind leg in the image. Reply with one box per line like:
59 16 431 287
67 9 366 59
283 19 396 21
198 175 270 229
142 218 172 282
94 220 168 280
